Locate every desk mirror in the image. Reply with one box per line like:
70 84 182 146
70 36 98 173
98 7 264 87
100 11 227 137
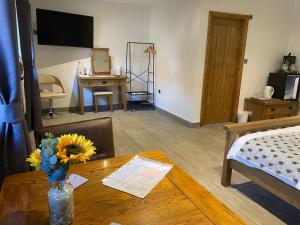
92 48 111 75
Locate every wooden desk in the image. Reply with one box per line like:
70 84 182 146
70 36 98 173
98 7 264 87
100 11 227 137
77 75 127 114
0 150 245 225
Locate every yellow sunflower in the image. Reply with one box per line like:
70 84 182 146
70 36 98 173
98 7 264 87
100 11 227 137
26 149 42 169
56 134 96 164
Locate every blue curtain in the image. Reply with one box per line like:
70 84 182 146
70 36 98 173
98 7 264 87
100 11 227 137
16 0 42 131
0 0 31 185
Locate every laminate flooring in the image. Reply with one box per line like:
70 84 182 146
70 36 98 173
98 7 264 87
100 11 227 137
43 110 300 225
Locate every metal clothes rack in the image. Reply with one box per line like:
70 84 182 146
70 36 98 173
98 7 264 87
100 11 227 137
126 42 155 111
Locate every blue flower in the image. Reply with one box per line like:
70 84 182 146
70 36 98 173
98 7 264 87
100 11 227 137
48 165 69 183
40 159 52 173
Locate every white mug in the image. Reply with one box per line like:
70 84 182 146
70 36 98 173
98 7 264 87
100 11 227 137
264 86 274 99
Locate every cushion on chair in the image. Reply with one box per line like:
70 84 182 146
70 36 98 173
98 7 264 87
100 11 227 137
34 117 115 160
40 91 67 100
94 91 113 96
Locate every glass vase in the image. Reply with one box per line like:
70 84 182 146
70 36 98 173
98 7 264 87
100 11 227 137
48 180 74 225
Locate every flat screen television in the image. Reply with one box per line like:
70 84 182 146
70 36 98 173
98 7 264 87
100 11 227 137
36 9 94 48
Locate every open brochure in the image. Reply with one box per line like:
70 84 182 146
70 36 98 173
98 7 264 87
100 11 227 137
101 155 173 198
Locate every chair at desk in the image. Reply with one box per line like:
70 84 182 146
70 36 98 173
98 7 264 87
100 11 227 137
39 74 67 119
93 91 114 112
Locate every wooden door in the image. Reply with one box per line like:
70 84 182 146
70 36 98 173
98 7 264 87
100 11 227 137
201 12 249 126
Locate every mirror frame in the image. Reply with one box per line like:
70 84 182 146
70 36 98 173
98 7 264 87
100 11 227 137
92 48 112 75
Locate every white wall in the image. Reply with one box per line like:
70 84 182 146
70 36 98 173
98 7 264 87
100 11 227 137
30 0 150 108
150 0 294 123
288 0 300 69
149 0 202 122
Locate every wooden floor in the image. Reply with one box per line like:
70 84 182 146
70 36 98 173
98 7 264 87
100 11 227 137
43 110 300 225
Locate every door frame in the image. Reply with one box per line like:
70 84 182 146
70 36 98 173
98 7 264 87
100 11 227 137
200 11 249 126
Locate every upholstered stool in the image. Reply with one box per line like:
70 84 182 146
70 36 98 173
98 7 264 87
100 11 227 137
93 91 113 112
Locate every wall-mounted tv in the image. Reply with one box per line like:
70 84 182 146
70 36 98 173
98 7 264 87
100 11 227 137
36 9 94 48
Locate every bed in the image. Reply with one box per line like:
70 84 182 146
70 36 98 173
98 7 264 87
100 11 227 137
221 116 300 210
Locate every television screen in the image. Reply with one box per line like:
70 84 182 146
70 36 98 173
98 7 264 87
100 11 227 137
36 9 94 48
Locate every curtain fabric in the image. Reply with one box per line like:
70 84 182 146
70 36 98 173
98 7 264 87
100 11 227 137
16 0 42 131
0 0 31 185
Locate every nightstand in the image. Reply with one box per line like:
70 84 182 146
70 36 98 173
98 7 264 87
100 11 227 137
244 98 299 122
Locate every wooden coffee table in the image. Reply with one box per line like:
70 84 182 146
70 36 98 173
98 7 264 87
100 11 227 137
0 150 245 225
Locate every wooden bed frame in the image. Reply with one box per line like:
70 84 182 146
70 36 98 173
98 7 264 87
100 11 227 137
221 116 300 210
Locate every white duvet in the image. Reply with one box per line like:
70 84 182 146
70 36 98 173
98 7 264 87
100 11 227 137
227 125 300 190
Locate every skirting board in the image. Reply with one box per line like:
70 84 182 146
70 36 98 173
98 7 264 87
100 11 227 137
155 107 200 128
43 105 200 128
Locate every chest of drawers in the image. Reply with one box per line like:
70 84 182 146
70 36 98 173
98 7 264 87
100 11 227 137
244 98 299 122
